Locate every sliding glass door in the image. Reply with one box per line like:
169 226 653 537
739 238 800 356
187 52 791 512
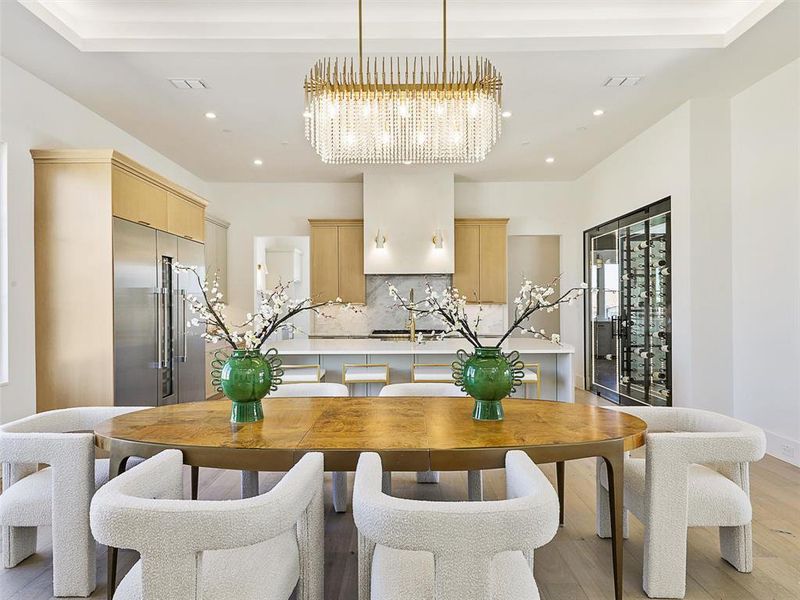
584 198 672 406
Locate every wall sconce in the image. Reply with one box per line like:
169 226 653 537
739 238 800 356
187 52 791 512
375 228 386 249
432 229 444 249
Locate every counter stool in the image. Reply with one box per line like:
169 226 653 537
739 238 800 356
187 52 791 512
411 363 454 383
280 364 326 383
521 363 541 399
342 363 389 393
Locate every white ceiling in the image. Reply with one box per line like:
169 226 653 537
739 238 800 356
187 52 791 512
17 1 783 51
2 1 798 183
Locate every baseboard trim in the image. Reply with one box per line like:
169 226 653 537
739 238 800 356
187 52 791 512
574 374 586 390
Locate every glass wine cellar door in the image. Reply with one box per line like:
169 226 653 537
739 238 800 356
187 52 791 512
584 198 672 406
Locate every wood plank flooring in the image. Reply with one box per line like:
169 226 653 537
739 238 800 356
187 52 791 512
2 390 799 599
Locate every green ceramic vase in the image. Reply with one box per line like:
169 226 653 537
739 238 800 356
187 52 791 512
453 347 524 421
219 349 282 423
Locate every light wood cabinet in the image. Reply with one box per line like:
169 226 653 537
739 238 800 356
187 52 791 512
337 223 366 304
454 218 508 304
167 192 205 241
112 166 167 230
309 219 365 304
31 149 209 412
205 215 230 300
453 222 480 300
108 155 206 241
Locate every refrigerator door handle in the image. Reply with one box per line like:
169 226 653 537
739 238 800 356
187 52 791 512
179 289 188 363
155 288 163 368
161 287 171 369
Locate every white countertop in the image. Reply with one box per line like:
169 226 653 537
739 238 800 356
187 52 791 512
269 337 574 355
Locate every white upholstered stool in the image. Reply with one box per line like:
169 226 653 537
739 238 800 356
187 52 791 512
521 363 541 399
343 363 390 386
411 363 454 383
280 364 326 383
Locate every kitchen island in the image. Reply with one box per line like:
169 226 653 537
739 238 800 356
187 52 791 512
271 337 575 401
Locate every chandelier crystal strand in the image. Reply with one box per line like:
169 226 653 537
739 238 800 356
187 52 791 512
303 0 503 165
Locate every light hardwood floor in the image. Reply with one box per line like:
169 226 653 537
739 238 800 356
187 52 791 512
2 390 799 599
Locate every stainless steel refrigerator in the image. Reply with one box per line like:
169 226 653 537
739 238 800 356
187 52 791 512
113 217 206 406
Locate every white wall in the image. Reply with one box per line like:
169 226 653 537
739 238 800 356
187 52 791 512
731 58 800 465
0 57 212 423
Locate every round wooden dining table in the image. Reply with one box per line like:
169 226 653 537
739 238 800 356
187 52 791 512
95 396 646 600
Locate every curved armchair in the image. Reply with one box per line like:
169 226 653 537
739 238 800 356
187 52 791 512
90 449 324 600
0 406 147 597
354 451 559 600
595 406 766 598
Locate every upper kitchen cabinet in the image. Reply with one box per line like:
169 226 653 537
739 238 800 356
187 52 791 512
167 192 205 241
204 215 230 300
309 219 365 304
111 166 168 230
109 150 207 240
454 218 508 303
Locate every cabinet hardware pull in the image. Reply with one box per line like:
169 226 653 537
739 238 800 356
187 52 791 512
137 220 151 226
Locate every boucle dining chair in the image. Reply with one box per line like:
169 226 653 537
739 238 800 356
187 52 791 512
90 449 324 600
378 383 469 489
0 406 147 597
595 406 766 598
354 451 559 600
269 382 351 512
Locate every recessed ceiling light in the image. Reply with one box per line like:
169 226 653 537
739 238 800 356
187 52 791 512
545 157 555 164
204 112 217 119
501 111 512 118
253 159 263 166
593 109 605 117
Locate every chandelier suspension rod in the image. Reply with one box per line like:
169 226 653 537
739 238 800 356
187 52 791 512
443 0 447 82
355 0 449 84
358 0 363 82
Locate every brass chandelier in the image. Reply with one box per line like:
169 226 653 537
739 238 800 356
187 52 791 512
303 0 503 165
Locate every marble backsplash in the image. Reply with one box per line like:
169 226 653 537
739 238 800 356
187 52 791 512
312 274 506 337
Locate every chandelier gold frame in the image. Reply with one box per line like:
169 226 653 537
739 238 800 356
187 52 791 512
303 0 504 165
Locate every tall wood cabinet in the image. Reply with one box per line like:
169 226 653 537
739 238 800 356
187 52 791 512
31 149 208 412
204 215 230 300
453 218 508 303
309 219 365 304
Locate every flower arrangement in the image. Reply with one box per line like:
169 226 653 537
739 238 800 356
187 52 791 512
175 264 357 423
176 264 356 350
388 277 587 421
388 277 587 347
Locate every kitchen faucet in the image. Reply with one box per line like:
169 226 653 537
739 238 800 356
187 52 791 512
405 287 417 342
